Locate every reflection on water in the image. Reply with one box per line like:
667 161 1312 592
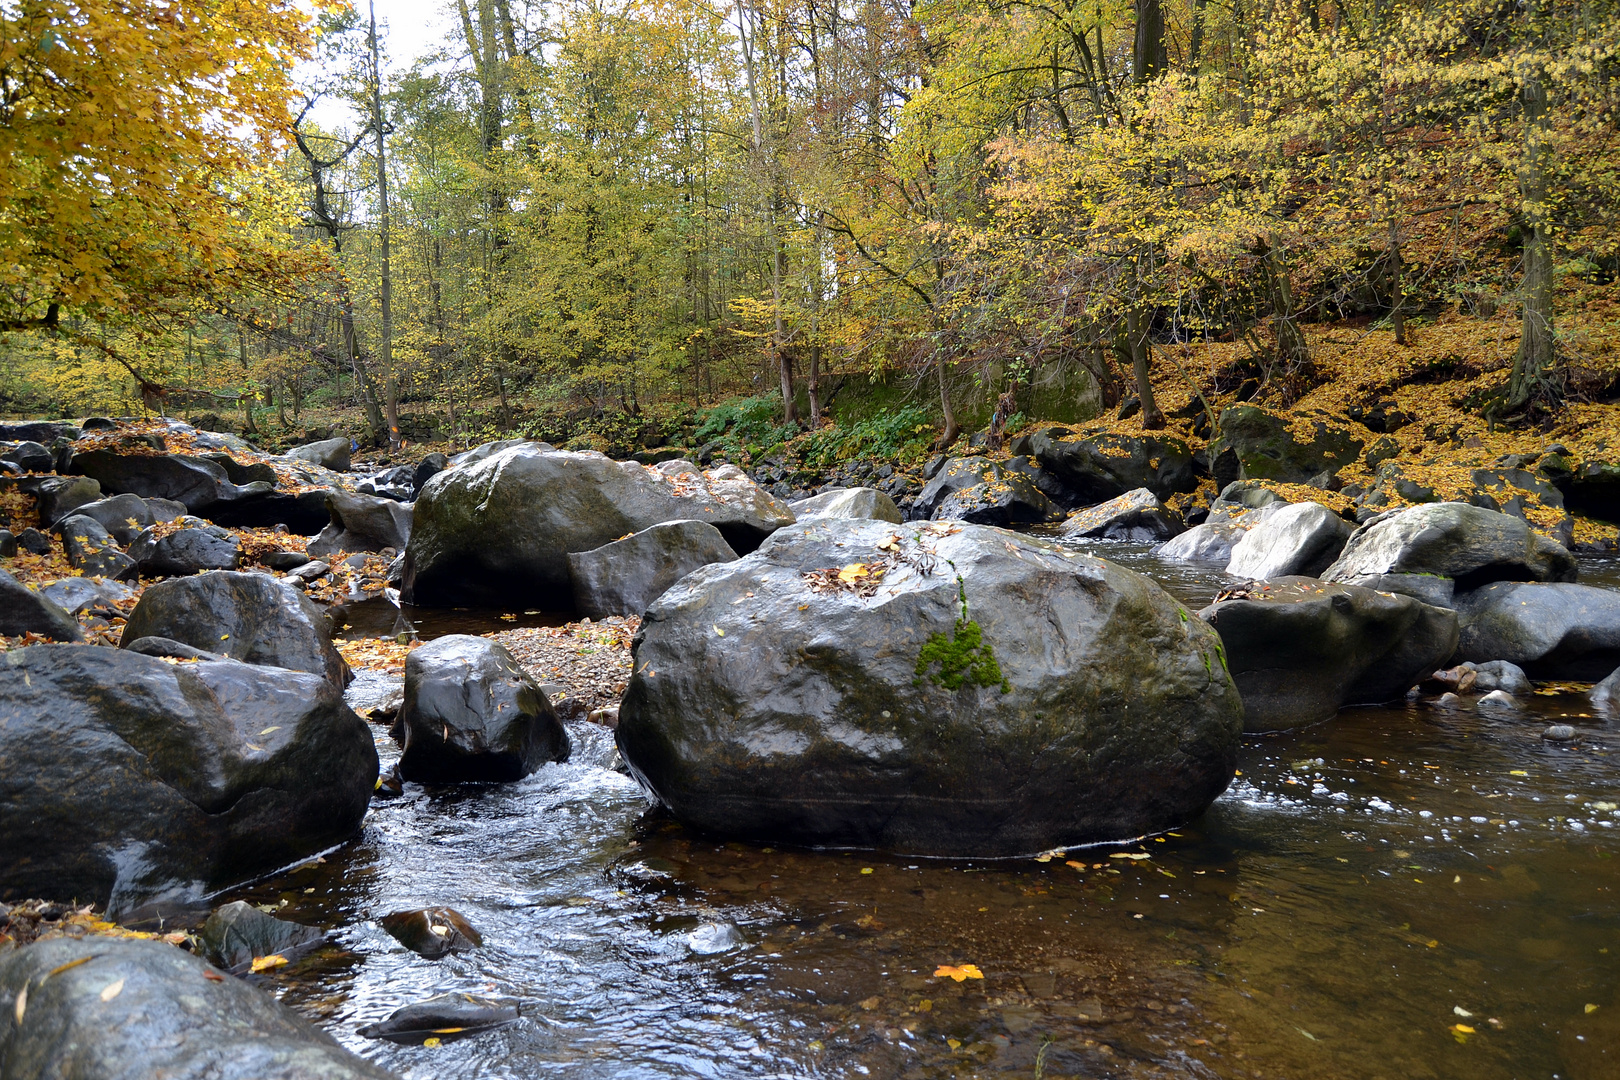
227 548 1620 1079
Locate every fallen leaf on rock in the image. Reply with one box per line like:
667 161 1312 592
423 1037 442 1048
250 954 289 973
203 970 225 982
99 978 124 1002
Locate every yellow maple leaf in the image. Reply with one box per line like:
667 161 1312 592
838 563 870 583
249 954 288 973
934 963 984 981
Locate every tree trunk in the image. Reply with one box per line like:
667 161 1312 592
1388 216 1406 346
369 1 400 448
1125 305 1164 429
1133 0 1166 83
934 357 960 451
1506 54 1554 413
1263 241 1311 382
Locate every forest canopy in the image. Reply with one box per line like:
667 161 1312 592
0 0 1616 452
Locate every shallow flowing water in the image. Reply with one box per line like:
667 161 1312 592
223 549 1620 1080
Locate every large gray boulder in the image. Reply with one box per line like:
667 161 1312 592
617 519 1243 856
0 937 395 1079
1225 501 1353 580
64 492 165 544
307 489 412 558
912 457 999 518
567 520 738 619
1059 487 1184 541
286 436 351 471
54 513 137 580
1199 577 1459 731
1323 502 1577 590
67 449 272 514
397 635 570 783
402 445 794 608
1453 582 1620 679
790 487 903 524
0 645 376 912
121 571 349 687
33 474 101 525
933 471 1059 526
1208 406 1363 487
0 568 82 641
1024 426 1198 503
39 576 136 616
1592 665 1620 714
1159 520 1249 564
127 519 243 576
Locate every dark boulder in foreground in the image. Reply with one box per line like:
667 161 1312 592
1324 502 1576 589
121 571 349 687
402 445 793 608
617 519 1243 857
0 645 377 912
0 936 396 1079
1453 581 1620 679
1199 577 1459 732
567 519 738 619
0 567 82 641
397 635 569 783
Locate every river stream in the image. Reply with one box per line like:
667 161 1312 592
222 546 1620 1080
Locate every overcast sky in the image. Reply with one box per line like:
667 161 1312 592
302 0 459 129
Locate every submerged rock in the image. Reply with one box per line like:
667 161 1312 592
1453 581 1620 680
403 445 793 608
1199 577 1459 732
0 645 376 912
0 937 396 1079
1323 502 1577 589
617 519 1242 857
1059 487 1185 541
396 635 569 783
567 519 738 619
122 571 349 687
358 992 519 1044
199 900 329 973
379 907 483 959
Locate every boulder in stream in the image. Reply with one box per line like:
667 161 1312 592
790 486 903 524
0 936 396 1079
396 635 569 783
0 645 377 912
1198 577 1460 732
307 489 413 558
199 900 330 973
120 570 349 687
617 519 1243 857
1224 501 1353 580
402 444 793 608
67 448 270 514
567 519 738 619
1059 487 1185 541
1453 581 1620 679
1158 520 1251 565
1323 502 1577 589
358 992 519 1044
286 436 351 472
379 907 483 959
127 519 243 576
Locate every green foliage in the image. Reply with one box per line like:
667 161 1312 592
800 406 935 468
914 577 1010 693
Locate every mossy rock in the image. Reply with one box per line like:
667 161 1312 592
1210 406 1364 486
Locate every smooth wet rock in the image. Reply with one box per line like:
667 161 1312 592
33 474 102 525
121 571 349 687
286 436 351 472
1025 427 1198 502
403 445 793 608
1199 577 1460 732
397 635 569 783
1323 502 1577 589
288 559 330 582
68 448 269 514
16 526 51 556
0 936 396 1079
358 992 519 1044
1543 724 1577 741
1159 520 1250 564
1209 406 1364 487
1453 581 1620 679
412 452 448 496
1225 501 1352 580
264 550 312 571
1477 689 1520 710
379 907 482 959
199 900 329 973
790 486 903 524
307 489 413 558
0 645 376 912
201 452 278 487
39 576 135 616
449 438 545 466
0 529 15 558
1 440 53 473
127 519 243 576
55 513 137 580
0 420 77 443
1059 487 1185 541
617 519 1243 857
122 636 231 662
912 457 999 518
1473 659 1532 695
933 471 1060 526
567 520 738 619
66 492 158 544
0 568 82 641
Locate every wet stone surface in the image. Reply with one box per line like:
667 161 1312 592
210 550 1620 1080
